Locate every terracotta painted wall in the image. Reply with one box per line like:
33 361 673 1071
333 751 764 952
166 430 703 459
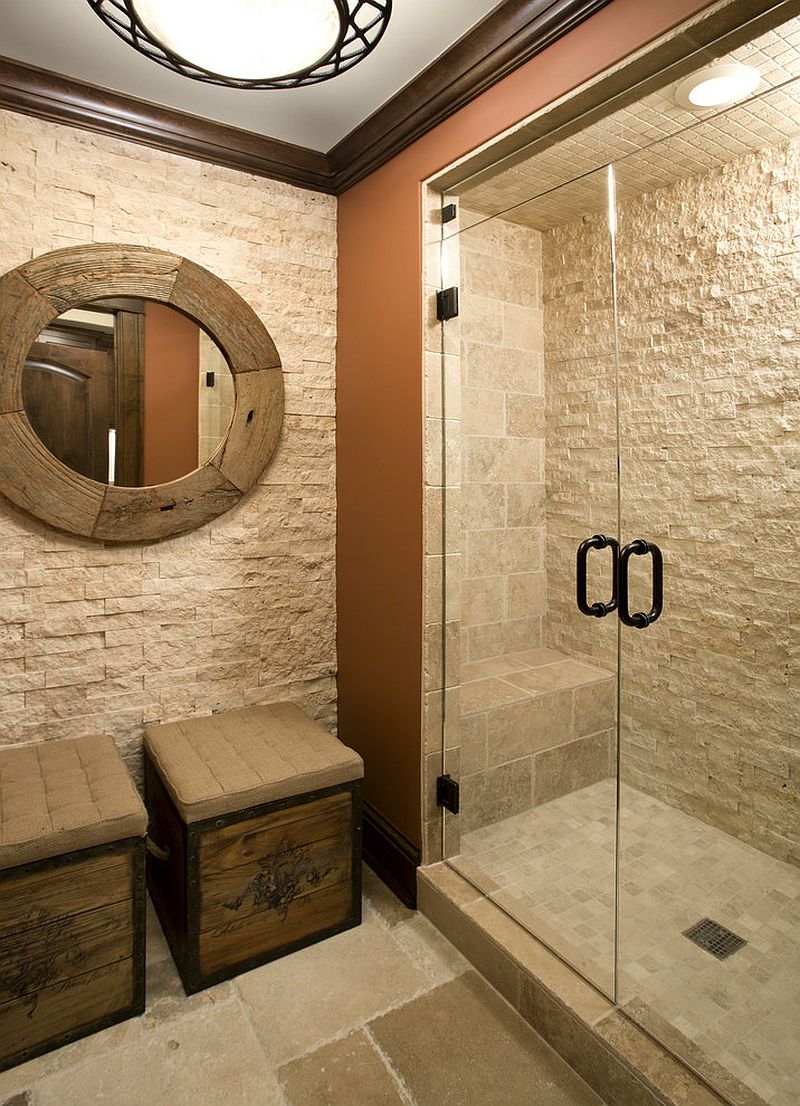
336 0 717 847
143 301 199 486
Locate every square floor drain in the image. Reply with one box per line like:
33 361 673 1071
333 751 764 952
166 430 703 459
683 918 747 960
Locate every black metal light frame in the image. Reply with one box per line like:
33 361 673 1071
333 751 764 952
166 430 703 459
87 0 392 89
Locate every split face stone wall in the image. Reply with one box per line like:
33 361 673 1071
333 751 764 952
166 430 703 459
0 109 338 780
543 138 799 865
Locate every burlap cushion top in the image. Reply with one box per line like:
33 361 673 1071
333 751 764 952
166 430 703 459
145 702 364 823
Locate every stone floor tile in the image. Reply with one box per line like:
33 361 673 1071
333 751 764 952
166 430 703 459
370 971 605 1106
35 1002 285 1106
235 913 431 1065
388 913 470 986
279 1030 405 1106
362 864 415 928
0 916 234 1102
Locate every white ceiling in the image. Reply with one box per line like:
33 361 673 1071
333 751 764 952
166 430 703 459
0 0 505 150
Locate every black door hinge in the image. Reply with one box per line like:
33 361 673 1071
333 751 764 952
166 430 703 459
441 202 457 223
436 773 460 814
436 287 459 321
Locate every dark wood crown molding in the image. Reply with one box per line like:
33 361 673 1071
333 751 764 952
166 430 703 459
0 56 335 193
328 0 611 191
0 1 609 196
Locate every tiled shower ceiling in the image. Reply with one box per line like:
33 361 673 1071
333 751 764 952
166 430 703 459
455 16 800 231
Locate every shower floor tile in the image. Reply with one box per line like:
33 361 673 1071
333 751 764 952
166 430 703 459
454 780 800 1106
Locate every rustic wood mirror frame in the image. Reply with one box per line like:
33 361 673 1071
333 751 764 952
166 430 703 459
0 244 284 542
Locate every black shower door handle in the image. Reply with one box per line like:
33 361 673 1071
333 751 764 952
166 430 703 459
576 535 619 617
618 540 663 628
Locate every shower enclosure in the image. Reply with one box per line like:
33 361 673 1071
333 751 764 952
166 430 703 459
430 20 799 1106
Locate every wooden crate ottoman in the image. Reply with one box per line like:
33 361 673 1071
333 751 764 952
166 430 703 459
0 735 147 1071
144 702 364 994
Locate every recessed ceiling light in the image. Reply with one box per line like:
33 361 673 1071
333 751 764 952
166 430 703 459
675 63 761 111
87 0 392 89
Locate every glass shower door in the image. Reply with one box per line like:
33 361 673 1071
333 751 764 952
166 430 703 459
440 165 621 996
613 119 800 1105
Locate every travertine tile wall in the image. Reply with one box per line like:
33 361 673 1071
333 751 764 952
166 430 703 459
458 210 547 665
0 109 338 780
421 200 616 853
543 138 800 865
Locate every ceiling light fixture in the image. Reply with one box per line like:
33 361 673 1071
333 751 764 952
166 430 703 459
87 0 392 89
675 63 761 111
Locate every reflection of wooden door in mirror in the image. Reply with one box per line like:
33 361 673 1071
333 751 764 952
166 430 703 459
23 340 114 483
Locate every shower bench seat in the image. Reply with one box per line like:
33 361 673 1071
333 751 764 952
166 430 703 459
0 734 147 1072
144 702 363 994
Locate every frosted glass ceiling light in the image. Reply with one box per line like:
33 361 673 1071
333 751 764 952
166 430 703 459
675 63 761 111
88 0 392 89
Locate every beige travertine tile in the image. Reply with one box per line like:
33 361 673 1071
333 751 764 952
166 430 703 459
506 571 547 618
461 654 528 681
573 678 616 738
504 659 610 694
37 1003 285 1106
504 302 544 350
460 711 488 774
506 393 546 437
461 758 532 831
462 387 505 434
532 730 614 804
461 676 528 715
487 689 573 762
465 436 544 485
461 252 541 308
279 1030 405 1106
235 914 431 1065
370 972 605 1106
462 482 506 530
461 573 505 627
460 293 504 345
506 482 546 526
423 686 460 754
417 865 522 1006
463 342 544 393
508 646 568 667
387 913 470 987
466 528 543 577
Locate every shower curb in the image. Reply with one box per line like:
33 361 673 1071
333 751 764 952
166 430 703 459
418 863 764 1106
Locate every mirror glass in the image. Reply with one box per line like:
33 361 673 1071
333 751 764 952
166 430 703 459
23 298 235 487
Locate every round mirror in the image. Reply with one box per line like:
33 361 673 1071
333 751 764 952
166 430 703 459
23 299 236 488
0 244 284 543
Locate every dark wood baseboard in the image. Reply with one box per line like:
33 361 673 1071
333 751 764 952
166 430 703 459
362 802 421 910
